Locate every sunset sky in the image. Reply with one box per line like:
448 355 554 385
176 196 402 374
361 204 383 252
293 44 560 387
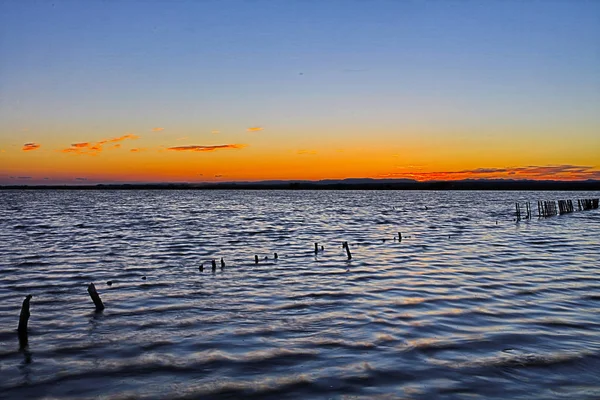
1 0 599 184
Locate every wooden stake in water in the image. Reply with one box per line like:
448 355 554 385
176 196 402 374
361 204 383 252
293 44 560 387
18 295 33 347
343 241 352 260
274 252 278 259
199 263 204 272
398 232 402 242
255 255 259 264
220 257 225 269
211 259 217 272
87 283 105 311
314 242 319 254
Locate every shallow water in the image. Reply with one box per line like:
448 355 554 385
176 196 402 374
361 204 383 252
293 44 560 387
1 190 599 399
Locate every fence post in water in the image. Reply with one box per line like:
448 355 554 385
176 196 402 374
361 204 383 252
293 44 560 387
274 252 278 259
18 295 33 347
220 258 225 269
314 243 319 254
398 232 402 242
255 255 259 264
87 283 105 311
343 241 352 260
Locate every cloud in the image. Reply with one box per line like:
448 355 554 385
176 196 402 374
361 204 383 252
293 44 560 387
297 149 317 155
152 127 165 132
247 127 263 132
61 134 139 155
211 130 220 134
378 165 600 181
75 177 88 181
22 143 41 151
130 148 146 152
167 144 246 152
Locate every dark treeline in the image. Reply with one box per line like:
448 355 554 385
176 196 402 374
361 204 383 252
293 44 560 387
2 179 600 191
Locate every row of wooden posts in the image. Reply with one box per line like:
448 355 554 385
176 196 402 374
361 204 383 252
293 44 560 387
516 198 599 221
16 233 405 347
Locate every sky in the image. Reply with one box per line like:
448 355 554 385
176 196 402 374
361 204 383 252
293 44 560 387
1 0 599 184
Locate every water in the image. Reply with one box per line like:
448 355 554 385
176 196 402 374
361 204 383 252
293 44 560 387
1 190 599 399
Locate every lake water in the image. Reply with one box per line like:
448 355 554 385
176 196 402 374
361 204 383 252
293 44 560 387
1 190 599 399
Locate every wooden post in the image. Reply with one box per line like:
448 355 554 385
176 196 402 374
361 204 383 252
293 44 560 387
199 263 204 272
87 283 105 311
274 252 278 259
255 255 259 264
343 241 352 260
220 257 225 269
18 295 33 347
398 232 402 242
211 259 217 271
314 243 318 254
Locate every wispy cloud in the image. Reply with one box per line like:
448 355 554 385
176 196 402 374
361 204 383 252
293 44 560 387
22 143 41 151
297 149 317 155
130 148 147 152
211 130 220 134
152 127 165 132
61 134 139 155
167 144 246 152
379 165 600 181
247 127 263 132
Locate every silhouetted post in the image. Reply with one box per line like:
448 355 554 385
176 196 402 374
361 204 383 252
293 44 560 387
87 283 104 311
343 241 352 260
274 252 278 259
314 243 319 254
255 255 259 264
199 263 204 272
211 259 217 272
398 232 402 242
220 258 225 269
18 295 33 347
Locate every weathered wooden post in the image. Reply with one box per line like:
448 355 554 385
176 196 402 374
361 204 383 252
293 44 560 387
255 255 259 264
398 232 402 242
314 243 319 254
274 252 278 259
87 283 105 311
199 263 204 272
220 257 225 269
343 241 352 260
18 295 33 347
211 259 217 272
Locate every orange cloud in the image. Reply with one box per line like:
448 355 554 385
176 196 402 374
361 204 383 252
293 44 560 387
379 165 600 181
167 144 246 152
22 143 41 151
130 148 146 152
211 130 220 134
61 134 139 155
152 127 165 132
297 149 317 155
247 127 263 132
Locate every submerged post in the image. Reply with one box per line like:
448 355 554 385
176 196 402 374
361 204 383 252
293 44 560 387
314 242 319 254
255 255 259 264
220 257 225 269
398 232 402 242
211 259 217 271
87 283 105 311
274 252 278 259
343 241 352 260
18 295 33 347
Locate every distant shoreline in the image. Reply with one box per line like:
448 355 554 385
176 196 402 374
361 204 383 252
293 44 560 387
2 180 600 191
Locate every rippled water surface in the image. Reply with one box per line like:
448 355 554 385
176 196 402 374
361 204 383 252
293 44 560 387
1 190 600 399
